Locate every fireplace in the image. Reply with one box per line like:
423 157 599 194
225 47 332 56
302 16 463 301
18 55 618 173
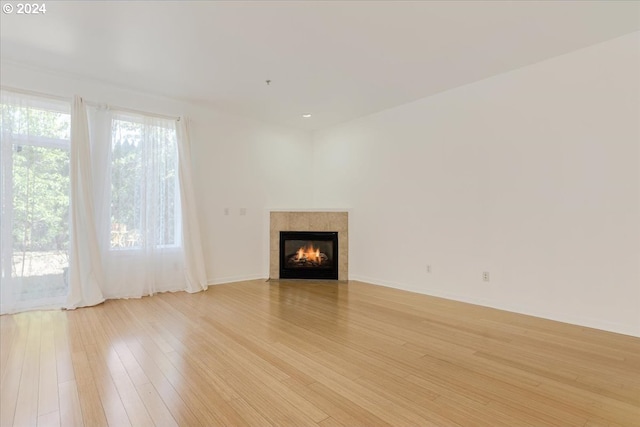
279 231 339 280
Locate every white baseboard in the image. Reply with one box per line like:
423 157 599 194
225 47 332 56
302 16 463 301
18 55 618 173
208 274 267 286
349 274 639 338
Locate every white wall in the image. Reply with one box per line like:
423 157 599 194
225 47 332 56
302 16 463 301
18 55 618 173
187 109 313 283
313 33 640 337
0 62 314 285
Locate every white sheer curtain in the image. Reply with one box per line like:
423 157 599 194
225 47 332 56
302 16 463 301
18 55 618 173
88 107 206 298
1 89 208 314
177 118 207 293
66 95 104 309
0 90 71 314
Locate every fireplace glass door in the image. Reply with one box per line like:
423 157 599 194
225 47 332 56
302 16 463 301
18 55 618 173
279 231 338 280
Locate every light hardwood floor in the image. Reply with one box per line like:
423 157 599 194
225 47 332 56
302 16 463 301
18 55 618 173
1 279 639 426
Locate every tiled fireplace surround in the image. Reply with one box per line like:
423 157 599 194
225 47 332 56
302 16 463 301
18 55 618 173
269 211 348 280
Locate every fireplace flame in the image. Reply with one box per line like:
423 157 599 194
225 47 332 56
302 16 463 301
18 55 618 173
295 244 323 264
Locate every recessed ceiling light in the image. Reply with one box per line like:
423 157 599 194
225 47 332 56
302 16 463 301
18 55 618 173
302 113 312 118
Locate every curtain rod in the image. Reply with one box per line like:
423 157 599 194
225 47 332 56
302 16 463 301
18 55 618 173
85 101 180 121
1 85 180 122
1 85 69 102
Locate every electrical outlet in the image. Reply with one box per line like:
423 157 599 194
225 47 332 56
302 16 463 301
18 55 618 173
239 208 247 216
482 272 490 282
426 265 432 273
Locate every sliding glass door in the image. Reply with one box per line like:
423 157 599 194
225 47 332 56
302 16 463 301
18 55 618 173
0 91 71 313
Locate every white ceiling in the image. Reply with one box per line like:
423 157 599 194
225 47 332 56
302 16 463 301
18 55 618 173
1 1 639 130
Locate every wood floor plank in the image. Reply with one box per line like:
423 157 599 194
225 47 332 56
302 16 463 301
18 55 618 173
228 397 276 427
318 415 348 427
38 312 59 418
1 279 638 426
52 312 74 384
0 315 17 383
58 380 83 427
135 382 179 427
282 378 391 427
13 313 42 427
110 370 154 427
125 337 203 426
214 367 318 426
67 312 108 427
36 410 60 427
80 308 132 427
0 315 28 427
266 342 439 426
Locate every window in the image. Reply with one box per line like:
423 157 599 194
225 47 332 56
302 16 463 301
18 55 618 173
109 113 181 250
3 91 206 313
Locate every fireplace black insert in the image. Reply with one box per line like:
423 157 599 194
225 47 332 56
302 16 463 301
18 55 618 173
279 231 338 280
